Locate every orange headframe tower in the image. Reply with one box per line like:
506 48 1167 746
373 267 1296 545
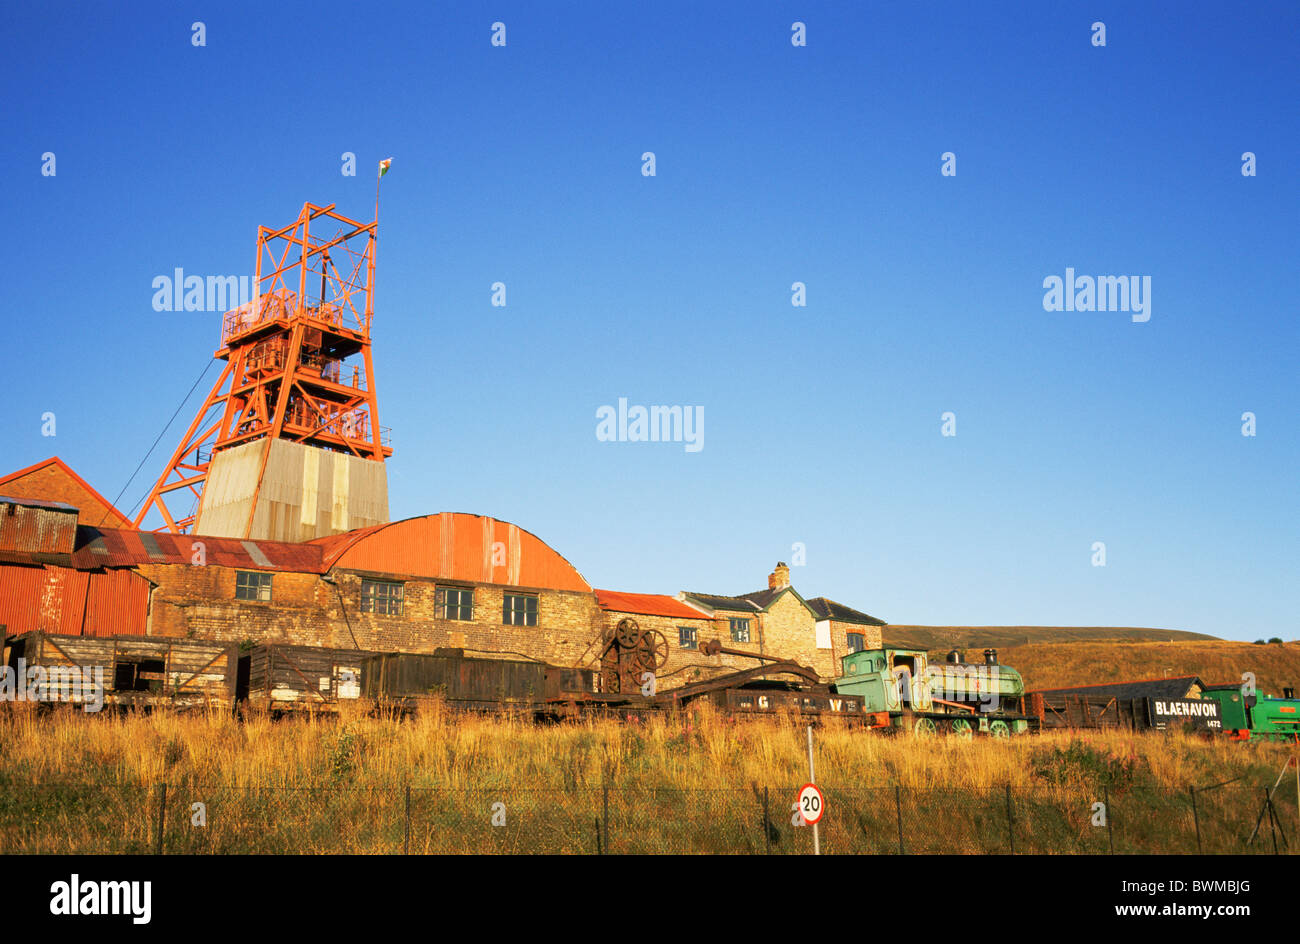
135 202 393 540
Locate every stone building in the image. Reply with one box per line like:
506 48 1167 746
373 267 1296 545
1 460 891 687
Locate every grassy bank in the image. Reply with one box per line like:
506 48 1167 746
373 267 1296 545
990 640 1300 693
1 704 1296 854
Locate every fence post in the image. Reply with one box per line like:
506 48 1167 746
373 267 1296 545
403 785 411 855
602 782 610 854
154 783 167 855
894 785 905 855
1004 785 1015 855
1104 784 1114 855
763 786 771 855
1189 785 1201 854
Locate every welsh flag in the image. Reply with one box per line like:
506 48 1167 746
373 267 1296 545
378 158 393 177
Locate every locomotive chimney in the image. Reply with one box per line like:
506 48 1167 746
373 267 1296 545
946 650 963 664
984 648 999 665
768 561 790 590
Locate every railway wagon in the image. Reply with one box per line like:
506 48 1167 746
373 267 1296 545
1199 685 1300 742
361 648 598 713
832 647 1034 737
698 684 864 719
2 631 238 711
241 644 376 713
361 644 862 722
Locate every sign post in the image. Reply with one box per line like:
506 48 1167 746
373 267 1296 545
802 725 823 854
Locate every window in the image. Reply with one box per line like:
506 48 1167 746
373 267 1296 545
361 578 404 616
235 570 272 602
729 618 751 643
436 586 473 621
847 632 866 653
678 626 698 650
503 593 538 626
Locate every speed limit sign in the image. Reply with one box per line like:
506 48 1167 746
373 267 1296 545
796 783 824 826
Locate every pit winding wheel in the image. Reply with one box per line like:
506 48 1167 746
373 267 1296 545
601 618 670 694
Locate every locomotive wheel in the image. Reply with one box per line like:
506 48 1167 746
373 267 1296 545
950 718 973 740
989 720 1010 739
637 629 670 671
912 717 937 738
615 618 643 649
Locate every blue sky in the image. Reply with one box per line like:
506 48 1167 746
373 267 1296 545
2 2 1296 639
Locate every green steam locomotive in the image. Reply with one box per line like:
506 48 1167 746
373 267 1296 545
831 646 1035 737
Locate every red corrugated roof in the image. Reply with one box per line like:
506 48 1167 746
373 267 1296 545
595 590 707 620
72 527 326 573
309 513 592 592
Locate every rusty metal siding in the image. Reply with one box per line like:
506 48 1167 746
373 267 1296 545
0 563 148 637
319 513 592 592
0 563 44 633
0 499 79 556
83 568 150 637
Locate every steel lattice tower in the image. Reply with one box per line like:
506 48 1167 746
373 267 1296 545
135 202 392 539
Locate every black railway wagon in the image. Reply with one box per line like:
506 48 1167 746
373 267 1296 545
1030 686 1222 733
361 648 597 712
242 644 377 713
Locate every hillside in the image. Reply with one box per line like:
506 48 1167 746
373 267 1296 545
885 625 1218 651
977 640 1300 694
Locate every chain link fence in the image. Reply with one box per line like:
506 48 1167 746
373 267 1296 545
0 779 1293 854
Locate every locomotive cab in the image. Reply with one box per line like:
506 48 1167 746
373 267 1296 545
833 648 932 713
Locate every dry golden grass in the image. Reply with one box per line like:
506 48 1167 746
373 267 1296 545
0 700 1293 794
2 704 1296 853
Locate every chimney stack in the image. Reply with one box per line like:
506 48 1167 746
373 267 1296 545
768 561 790 590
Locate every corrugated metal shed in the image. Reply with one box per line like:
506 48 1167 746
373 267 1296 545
72 527 326 573
595 590 707 620
0 563 149 636
0 495 79 557
312 512 592 592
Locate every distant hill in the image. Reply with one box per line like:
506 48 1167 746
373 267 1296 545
987 640 1300 694
884 625 1218 651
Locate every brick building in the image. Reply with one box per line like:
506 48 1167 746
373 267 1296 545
1 459 892 686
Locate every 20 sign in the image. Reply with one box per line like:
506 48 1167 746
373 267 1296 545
797 783 824 826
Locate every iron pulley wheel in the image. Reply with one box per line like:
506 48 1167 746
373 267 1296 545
637 629 670 671
615 618 643 649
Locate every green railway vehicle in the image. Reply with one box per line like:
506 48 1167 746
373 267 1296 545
832 646 1034 737
1199 684 1300 742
